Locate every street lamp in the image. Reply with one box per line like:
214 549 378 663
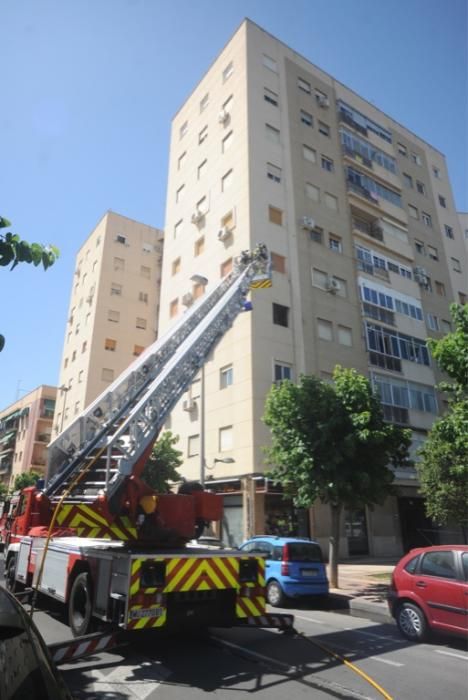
213 457 236 465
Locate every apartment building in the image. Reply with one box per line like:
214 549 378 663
0 385 57 489
54 211 164 435
159 19 467 556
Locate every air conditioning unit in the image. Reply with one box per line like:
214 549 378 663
301 216 316 230
217 227 231 242
182 292 194 307
413 266 429 285
316 94 329 108
325 277 340 293
218 109 229 124
191 210 204 224
183 399 196 412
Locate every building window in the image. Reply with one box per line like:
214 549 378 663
222 61 233 82
321 155 334 172
193 282 204 299
64 358 68 368
102 368 114 382
139 291 148 303
426 314 439 331
114 257 125 271
81 341 87 353
459 292 467 305
222 130 233 152
421 212 432 227
220 364 233 389
221 169 233 192
408 204 419 219
219 426 233 452
220 258 233 277
179 121 188 139
397 143 407 156
303 144 316 163
451 257 462 273
178 152 186 170
133 345 144 356
438 195 447 208
317 318 333 341
111 283 122 296
221 210 235 231
105 338 116 351
268 206 283 225
140 266 151 279
403 173 413 188
136 317 147 330
194 236 205 256
312 267 328 289
172 257 181 275
273 303 289 327
306 182 320 202
338 325 353 346
309 226 323 244
264 87 279 106
271 252 286 273
410 152 422 166
78 370 83 383
176 184 185 203
115 234 127 245
298 77 311 93
318 121 330 137
441 319 452 334
267 162 282 183
188 434 200 457
170 299 179 318
198 159 207 180
329 235 342 253
262 54 277 72
274 362 292 383
324 192 338 211
198 125 208 145
427 245 438 261
266 123 280 144
444 224 454 239
432 166 441 179
300 109 313 127
434 281 445 296
414 240 425 255
416 181 426 195
200 93 209 113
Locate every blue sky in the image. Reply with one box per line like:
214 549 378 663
1 0 466 408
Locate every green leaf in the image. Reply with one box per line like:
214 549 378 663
0 217 11 229
0 334 4 352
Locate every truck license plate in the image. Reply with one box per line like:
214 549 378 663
130 607 164 619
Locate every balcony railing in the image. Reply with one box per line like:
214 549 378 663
369 351 401 373
338 109 368 137
346 180 380 206
352 217 383 242
342 145 373 169
356 259 390 281
362 302 396 326
382 405 409 425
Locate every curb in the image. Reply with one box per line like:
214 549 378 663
329 592 393 622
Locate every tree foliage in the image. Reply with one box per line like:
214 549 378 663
141 431 183 493
417 304 468 536
13 471 42 491
0 481 9 501
264 366 412 586
0 215 60 351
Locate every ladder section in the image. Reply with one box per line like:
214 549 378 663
46 245 270 502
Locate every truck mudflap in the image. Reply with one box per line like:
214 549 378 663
48 630 124 665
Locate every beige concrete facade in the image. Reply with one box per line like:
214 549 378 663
0 385 57 488
158 19 467 556
54 211 163 435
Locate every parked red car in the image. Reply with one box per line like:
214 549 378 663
388 545 468 642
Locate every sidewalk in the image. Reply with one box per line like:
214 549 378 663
327 560 396 621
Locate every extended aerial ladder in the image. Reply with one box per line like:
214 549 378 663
39 244 271 542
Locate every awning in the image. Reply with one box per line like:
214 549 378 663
0 431 16 445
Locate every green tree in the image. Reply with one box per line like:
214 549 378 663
141 431 183 493
264 366 411 587
417 304 468 540
13 471 41 491
0 481 9 501
0 215 59 351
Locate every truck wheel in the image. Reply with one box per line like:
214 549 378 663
266 580 286 607
396 602 428 642
69 572 94 637
5 555 17 591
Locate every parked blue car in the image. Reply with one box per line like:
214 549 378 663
239 536 329 607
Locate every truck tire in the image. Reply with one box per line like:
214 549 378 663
68 572 94 637
5 555 17 591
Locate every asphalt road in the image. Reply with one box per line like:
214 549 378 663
22 594 468 700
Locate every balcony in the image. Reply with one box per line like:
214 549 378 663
342 145 373 169
362 302 396 326
382 404 409 425
369 351 401 373
357 258 390 281
338 109 368 137
352 217 383 242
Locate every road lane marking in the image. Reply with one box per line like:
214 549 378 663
369 656 404 667
434 650 468 662
293 614 324 624
345 627 405 643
